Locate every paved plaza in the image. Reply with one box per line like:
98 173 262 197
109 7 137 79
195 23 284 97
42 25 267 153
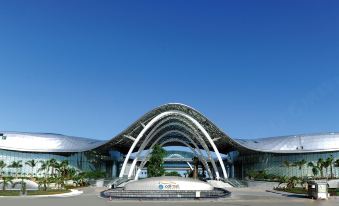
1 187 338 206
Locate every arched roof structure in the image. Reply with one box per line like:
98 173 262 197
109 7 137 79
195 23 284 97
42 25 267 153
96 103 339 154
97 103 239 154
1 103 339 154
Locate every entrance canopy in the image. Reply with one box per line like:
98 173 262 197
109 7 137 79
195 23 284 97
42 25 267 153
98 103 239 154
97 103 242 179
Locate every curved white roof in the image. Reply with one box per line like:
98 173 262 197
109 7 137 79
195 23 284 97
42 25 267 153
0 131 105 153
1 103 339 154
235 132 339 153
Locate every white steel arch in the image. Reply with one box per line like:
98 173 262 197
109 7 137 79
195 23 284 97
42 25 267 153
131 132 214 179
134 138 212 180
127 128 216 178
118 110 228 179
127 121 219 178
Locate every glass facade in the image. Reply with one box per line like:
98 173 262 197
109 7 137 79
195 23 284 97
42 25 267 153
1 148 339 180
0 149 105 177
234 151 339 179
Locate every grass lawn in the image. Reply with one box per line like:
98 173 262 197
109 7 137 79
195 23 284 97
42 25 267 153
0 189 71 196
0 191 20 196
27 189 71 195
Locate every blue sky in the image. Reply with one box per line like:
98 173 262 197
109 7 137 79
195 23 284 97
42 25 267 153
0 0 338 140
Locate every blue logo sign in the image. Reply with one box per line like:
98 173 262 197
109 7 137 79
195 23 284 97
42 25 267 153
159 184 164 190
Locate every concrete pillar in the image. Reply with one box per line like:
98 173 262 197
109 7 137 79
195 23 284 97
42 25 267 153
112 161 117 178
231 164 235 178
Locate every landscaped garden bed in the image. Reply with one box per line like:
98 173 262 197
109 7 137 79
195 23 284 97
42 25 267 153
0 158 105 197
0 191 20 196
274 187 339 196
274 187 308 194
28 189 71 195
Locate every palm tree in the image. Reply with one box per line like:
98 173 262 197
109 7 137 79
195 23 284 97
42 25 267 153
25 160 38 178
323 160 330 179
36 177 49 191
317 158 325 178
12 177 27 195
48 158 57 177
54 175 63 189
0 160 6 177
335 159 339 167
8 160 23 177
0 176 14 191
283 160 293 176
38 160 49 178
57 160 69 177
54 160 70 189
294 159 307 177
308 162 320 178
325 156 334 179
66 167 77 181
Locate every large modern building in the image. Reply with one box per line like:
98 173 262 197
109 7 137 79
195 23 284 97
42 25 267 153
1 103 339 180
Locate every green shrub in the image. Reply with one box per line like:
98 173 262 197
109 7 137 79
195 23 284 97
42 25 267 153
246 170 257 179
274 187 307 194
255 170 268 180
328 188 339 196
164 171 181 177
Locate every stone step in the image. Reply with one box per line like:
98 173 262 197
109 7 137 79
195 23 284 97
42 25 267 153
102 188 230 199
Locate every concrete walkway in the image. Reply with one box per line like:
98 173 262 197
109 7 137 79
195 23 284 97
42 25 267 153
0 186 338 206
0 189 83 198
